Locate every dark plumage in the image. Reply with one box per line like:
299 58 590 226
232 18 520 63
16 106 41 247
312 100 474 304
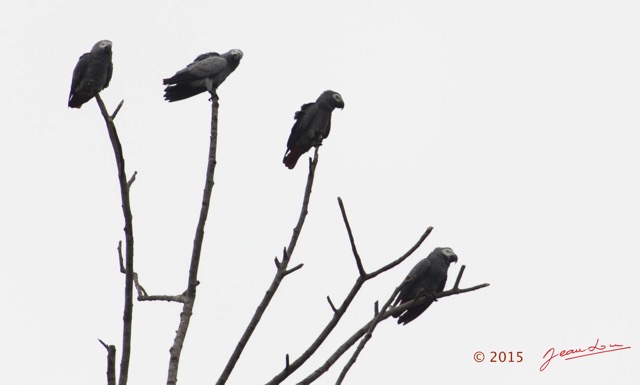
283 90 344 169
393 247 458 325
68 40 113 108
163 49 243 102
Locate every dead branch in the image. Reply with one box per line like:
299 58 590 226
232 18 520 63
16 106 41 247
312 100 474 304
98 339 117 385
264 201 433 385
117 241 125 274
215 148 320 385
335 284 404 384
297 265 489 385
337 198 365 276
131 273 186 303
166 93 220 385
127 171 137 188
95 95 135 385
327 296 338 313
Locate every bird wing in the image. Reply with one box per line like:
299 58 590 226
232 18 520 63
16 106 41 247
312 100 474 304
104 61 113 88
69 53 90 99
286 102 315 149
395 258 432 305
192 52 220 62
324 113 332 139
165 55 228 84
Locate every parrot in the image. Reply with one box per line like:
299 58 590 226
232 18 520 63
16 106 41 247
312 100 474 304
163 49 243 102
283 90 344 169
68 40 113 108
393 247 458 325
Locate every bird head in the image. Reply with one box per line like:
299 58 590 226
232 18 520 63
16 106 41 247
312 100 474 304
227 49 244 62
320 90 345 109
439 247 458 264
92 40 112 54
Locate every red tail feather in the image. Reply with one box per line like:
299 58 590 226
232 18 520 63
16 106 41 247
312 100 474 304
283 148 304 169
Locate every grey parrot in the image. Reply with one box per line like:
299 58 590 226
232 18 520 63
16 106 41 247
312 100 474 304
393 247 458 325
283 90 344 169
163 49 243 102
68 40 113 108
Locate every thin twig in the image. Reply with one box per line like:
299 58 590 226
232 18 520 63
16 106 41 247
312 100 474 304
111 100 124 120
138 294 186 303
215 148 320 385
366 226 433 279
327 296 338 313
132 272 186 303
265 206 433 385
127 171 137 188
98 339 117 385
337 197 365 276
297 266 489 385
284 263 304 276
335 285 403 384
453 265 465 289
95 95 135 385
166 92 220 385
117 241 125 274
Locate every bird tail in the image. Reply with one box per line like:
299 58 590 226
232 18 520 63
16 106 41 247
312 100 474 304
68 95 86 108
283 148 305 169
163 84 204 102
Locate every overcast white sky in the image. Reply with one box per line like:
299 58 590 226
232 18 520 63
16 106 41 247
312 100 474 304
1 1 638 384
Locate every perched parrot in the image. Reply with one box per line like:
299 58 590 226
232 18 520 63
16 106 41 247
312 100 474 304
283 90 344 169
393 247 458 325
68 40 113 108
163 49 243 102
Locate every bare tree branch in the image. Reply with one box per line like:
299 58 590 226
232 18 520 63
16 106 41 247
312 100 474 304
95 95 135 385
131 273 186 303
365 226 433 279
337 197 365 276
335 284 403 384
326 296 338 314
111 100 124 120
453 264 465 289
297 265 489 385
117 241 126 274
127 171 137 189
264 202 433 385
215 149 320 385
284 263 304 276
98 339 116 385
166 92 220 385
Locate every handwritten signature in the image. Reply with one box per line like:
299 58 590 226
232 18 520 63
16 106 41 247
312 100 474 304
540 338 631 371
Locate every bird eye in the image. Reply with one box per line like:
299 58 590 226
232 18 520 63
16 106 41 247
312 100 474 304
442 248 454 256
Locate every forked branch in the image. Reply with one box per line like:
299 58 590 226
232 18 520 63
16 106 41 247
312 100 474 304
98 339 117 385
216 149 320 385
95 95 135 385
264 200 433 385
298 265 489 385
166 93 221 385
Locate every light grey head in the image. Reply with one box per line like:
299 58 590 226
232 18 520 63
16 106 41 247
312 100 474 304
91 40 112 54
226 49 243 61
320 90 345 109
437 247 458 264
